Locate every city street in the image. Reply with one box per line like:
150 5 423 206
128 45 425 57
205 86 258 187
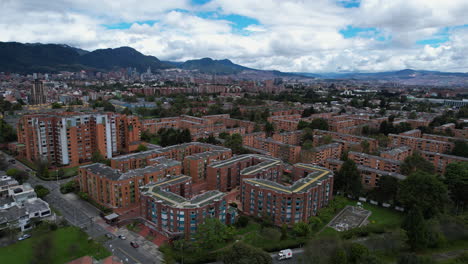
1 151 162 264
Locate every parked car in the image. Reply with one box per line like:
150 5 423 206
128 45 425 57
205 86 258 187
18 234 31 241
118 235 126 240
130 241 139 248
105 233 113 239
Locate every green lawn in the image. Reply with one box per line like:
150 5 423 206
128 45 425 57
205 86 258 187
361 202 403 228
0 227 110 264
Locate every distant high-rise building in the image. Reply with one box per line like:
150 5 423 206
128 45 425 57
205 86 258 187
30 79 46 105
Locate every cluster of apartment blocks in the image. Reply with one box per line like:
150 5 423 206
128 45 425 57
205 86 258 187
246 123 466 190
141 114 257 140
206 155 333 225
78 141 334 235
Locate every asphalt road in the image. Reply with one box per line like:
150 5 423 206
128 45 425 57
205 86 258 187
1 151 161 264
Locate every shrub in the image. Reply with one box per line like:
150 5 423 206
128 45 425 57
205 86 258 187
235 215 249 228
34 185 50 198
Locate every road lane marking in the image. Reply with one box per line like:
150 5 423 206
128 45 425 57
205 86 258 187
118 247 141 264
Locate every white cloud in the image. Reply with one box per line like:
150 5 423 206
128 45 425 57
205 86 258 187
0 0 468 72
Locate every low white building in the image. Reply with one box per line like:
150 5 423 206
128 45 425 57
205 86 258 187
0 180 51 231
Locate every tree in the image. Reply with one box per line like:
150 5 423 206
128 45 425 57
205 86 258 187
444 162 468 207
398 171 448 218
401 153 435 175
224 134 244 154
280 224 288 240
372 176 399 203
0 119 17 143
121 107 132 115
302 140 313 150
297 120 309 130
193 218 234 250
222 242 272 264
301 127 314 142
349 243 369 263
264 122 275 136
51 102 62 109
235 215 249 228
335 159 362 197
310 118 329 131
451 140 468 158
6 168 29 184
34 185 50 199
408 112 417 119
308 216 322 232
360 140 370 154
35 161 50 179
331 248 348 264
293 222 311 237
0 154 8 171
137 144 148 152
91 151 106 163
397 254 436 264
302 106 316 117
304 236 344 264
402 207 430 250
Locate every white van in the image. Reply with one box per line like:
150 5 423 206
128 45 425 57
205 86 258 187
278 249 293 260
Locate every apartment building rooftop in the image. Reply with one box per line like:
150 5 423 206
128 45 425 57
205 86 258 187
420 150 468 161
141 187 225 209
326 159 406 180
314 129 375 141
314 142 341 151
349 151 402 165
389 133 452 144
380 146 412 156
209 154 280 169
244 164 332 194
241 160 282 175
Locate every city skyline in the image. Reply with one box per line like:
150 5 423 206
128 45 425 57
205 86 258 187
2 0 468 73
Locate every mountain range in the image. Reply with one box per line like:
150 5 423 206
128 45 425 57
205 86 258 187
0 42 301 77
1 41 468 86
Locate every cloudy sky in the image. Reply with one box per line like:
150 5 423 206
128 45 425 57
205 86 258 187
1 0 468 73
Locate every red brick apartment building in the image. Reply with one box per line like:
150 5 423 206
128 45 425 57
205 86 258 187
272 130 303 145
325 159 406 189
206 154 334 226
268 115 302 131
206 155 283 192
313 130 378 152
251 137 301 163
142 114 257 139
348 151 402 173
393 119 431 129
241 163 333 226
79 143 231 209
300 143 343 166
243 132 267 146
434 123 468 139
388 133 454 153
140 176 236 238
380 146 413 161
17 112 141 167
420 151 468 174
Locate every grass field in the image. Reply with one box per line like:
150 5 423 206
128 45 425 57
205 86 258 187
0 227 110 264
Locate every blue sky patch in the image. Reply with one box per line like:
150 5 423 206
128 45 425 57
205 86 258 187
336 0 361 8
195 11 260 30
191 0 211 5
103 20 157 30
340 26 381 39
